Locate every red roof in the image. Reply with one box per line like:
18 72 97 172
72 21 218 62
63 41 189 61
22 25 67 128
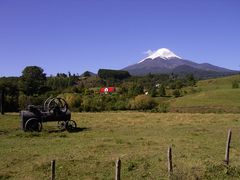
100 87 116 93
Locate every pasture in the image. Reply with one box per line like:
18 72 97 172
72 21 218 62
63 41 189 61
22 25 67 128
1 112 240 179
169 74 240 113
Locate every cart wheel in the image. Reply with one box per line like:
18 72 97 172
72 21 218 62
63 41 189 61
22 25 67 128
48 98 68 114
57 121 67 131
43 97 54 111
25 118 42 132
66 120 77 131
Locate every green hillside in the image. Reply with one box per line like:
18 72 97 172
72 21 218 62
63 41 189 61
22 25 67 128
169 74 240 113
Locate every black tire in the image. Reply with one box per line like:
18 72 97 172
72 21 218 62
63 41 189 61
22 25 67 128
66 120 77 131
25 118 42 132
57 121 67 131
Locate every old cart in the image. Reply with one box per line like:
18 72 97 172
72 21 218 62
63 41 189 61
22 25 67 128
20 97 77 132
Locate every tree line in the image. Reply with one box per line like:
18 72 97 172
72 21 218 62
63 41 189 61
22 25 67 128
0 66 197 112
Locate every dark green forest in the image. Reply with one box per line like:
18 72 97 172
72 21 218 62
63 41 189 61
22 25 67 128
0 66 197 112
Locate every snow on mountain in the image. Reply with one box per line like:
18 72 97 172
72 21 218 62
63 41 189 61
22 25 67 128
138 48 182 63
122 48 237 77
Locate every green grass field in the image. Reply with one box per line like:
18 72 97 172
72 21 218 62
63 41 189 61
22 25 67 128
1 112 240 179
169 74 240 113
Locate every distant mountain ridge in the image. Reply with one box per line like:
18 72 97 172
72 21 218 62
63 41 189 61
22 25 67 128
80 71 97 77
123 48 237 78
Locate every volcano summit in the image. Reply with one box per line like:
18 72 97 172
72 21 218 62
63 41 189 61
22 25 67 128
123 48 236 78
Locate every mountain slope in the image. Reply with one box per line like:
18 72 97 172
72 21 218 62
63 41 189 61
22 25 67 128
172 65 235 79
123 48 237 77
80 71 97 77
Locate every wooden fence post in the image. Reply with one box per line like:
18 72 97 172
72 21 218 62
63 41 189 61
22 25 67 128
224 129 232 165
115 158 121 180
168 146 173 176
51 160 56 180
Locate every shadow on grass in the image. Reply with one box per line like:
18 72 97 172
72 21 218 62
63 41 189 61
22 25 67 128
0 130 9 135
0 174 11 179
47 127 90 133
67 127 90 133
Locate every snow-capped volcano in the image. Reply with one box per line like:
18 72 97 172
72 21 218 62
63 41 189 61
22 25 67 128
122 48 237 77
139 48 182 63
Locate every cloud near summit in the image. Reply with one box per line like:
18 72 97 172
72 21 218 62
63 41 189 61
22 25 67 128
143 49 155 56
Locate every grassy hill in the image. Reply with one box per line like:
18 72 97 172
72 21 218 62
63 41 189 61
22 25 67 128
169 74 240 113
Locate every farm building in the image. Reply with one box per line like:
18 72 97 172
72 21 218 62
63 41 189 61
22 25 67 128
99 87 116 94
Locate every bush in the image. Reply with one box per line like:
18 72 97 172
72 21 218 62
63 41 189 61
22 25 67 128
18 94 47 110
58 93 82 110
173 89 181 97
130 95 156 110
78 94 128 112
81 95 93 112
127 84 144 97
154 103 169 113
232 80 239 89
81 95 106 112
4 95 19 112
114 100 128 110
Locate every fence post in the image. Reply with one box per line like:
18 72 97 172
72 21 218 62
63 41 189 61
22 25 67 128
168 146 173 177
224 129 232 165
115 158 121 180
51 160 56 180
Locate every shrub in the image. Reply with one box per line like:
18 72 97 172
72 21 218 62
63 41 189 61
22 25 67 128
232 80 239 89
81 95 94 112
130 95 156 110
173 89 181 97
114 100 128 110
58 93 82 110
155 103 169 113
18 94 47 110
127 84 144 97
18 94 27 110
4 95 19 112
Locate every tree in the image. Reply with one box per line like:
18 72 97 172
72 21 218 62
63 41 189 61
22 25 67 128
175 80 183 89
150 86 157 97
0 77 19 112
159 84 166 97
98 69 131 80
186 74 196 86
127 83 144 97
19 66 46 96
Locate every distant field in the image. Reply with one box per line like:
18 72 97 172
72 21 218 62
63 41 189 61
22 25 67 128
169 74 240 113
1 112 240 179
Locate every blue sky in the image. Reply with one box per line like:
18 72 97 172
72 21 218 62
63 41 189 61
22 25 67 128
0 0 239 76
